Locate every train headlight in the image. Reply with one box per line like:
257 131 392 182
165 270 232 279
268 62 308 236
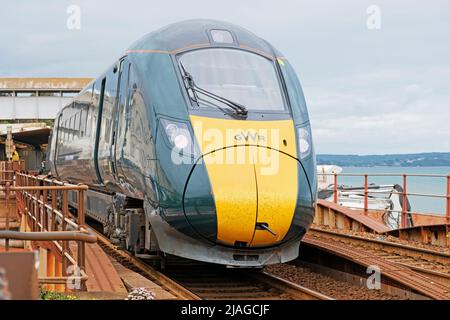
160 119 195 155
298 125 312 160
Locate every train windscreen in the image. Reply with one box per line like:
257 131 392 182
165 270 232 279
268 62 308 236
179 48 286 112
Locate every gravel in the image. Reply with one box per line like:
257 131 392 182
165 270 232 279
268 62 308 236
265 263 404 300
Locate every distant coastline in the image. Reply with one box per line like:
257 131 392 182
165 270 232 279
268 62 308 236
317 152 450 167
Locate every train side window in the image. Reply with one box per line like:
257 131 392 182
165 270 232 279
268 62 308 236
54 114 63 160
126 64 135 115
125 64 131 109
57 115 64 144
66 117 70 141
104 118 111 142
92 115 97 136
85 108 92 137
65 120 68 141
73 113 77 139
80 109 87 137
69 117 74 141
63 120 67 141
62 91 78 98
91 83 95 100
75 112 81 139
79 110 83 137
73 114 78 139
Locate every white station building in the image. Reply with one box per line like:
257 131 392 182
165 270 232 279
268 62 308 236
0 78 92 169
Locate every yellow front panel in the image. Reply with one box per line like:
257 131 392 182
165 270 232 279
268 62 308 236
190 115 298 247
250 150 298 246
202 147 257 245
190 116 297 158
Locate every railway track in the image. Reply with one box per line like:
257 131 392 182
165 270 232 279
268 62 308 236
93 224 450 300
303 227 450 300
309 227 450 264
94 229 200 300
94 228 332 300
306 227 450 287
161 256 332 300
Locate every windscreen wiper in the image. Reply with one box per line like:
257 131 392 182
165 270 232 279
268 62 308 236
179 62 248 116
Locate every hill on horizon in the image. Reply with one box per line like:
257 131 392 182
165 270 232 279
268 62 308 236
317 152 450 167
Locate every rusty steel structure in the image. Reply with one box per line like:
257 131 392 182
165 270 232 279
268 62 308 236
302 230 450 300
0 168 96 291
319 172 450 222
306 228 450 286
0 161 24 186
0 267 11 300
318 172 450 234
447 174 450 224
315 199 450 248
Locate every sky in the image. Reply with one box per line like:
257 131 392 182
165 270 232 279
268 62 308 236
1 0 449 155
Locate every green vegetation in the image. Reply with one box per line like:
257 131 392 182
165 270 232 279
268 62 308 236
317 152 450 167
40 289 78 300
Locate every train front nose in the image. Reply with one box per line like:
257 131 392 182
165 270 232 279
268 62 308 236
183 116 300 248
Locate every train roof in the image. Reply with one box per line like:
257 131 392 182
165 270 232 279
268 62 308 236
128 19 279 58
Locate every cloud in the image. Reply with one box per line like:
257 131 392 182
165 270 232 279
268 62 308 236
307 66 450 154
0 0 449 154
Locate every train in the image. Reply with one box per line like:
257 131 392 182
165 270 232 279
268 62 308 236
47 19 317 267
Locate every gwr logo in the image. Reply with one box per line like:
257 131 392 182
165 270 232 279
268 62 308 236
175 121 281 175
234 131 266 142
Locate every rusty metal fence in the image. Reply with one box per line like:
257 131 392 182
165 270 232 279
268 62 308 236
0 160 24 186
0 169 96 290
318 172 450 228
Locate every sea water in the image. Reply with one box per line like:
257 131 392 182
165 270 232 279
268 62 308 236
337 167 450 215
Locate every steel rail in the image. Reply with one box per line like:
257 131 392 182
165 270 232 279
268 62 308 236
303 237 450 299
309 227 450 264
160 256 332 300
250 272 333 300
303 229 450 299
395 262 450 287
94 227 331 300
306 228 450 288
93 228 201 300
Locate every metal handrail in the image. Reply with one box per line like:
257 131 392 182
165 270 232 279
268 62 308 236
0 168 96 291
317 172 450 227
0 229 97 243
320 173 449 178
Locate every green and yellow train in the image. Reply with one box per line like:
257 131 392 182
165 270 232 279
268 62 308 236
47 19 317 267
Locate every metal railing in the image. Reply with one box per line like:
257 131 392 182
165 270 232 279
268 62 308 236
0 161 24 186
0 170 97 290
318 172 450 228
